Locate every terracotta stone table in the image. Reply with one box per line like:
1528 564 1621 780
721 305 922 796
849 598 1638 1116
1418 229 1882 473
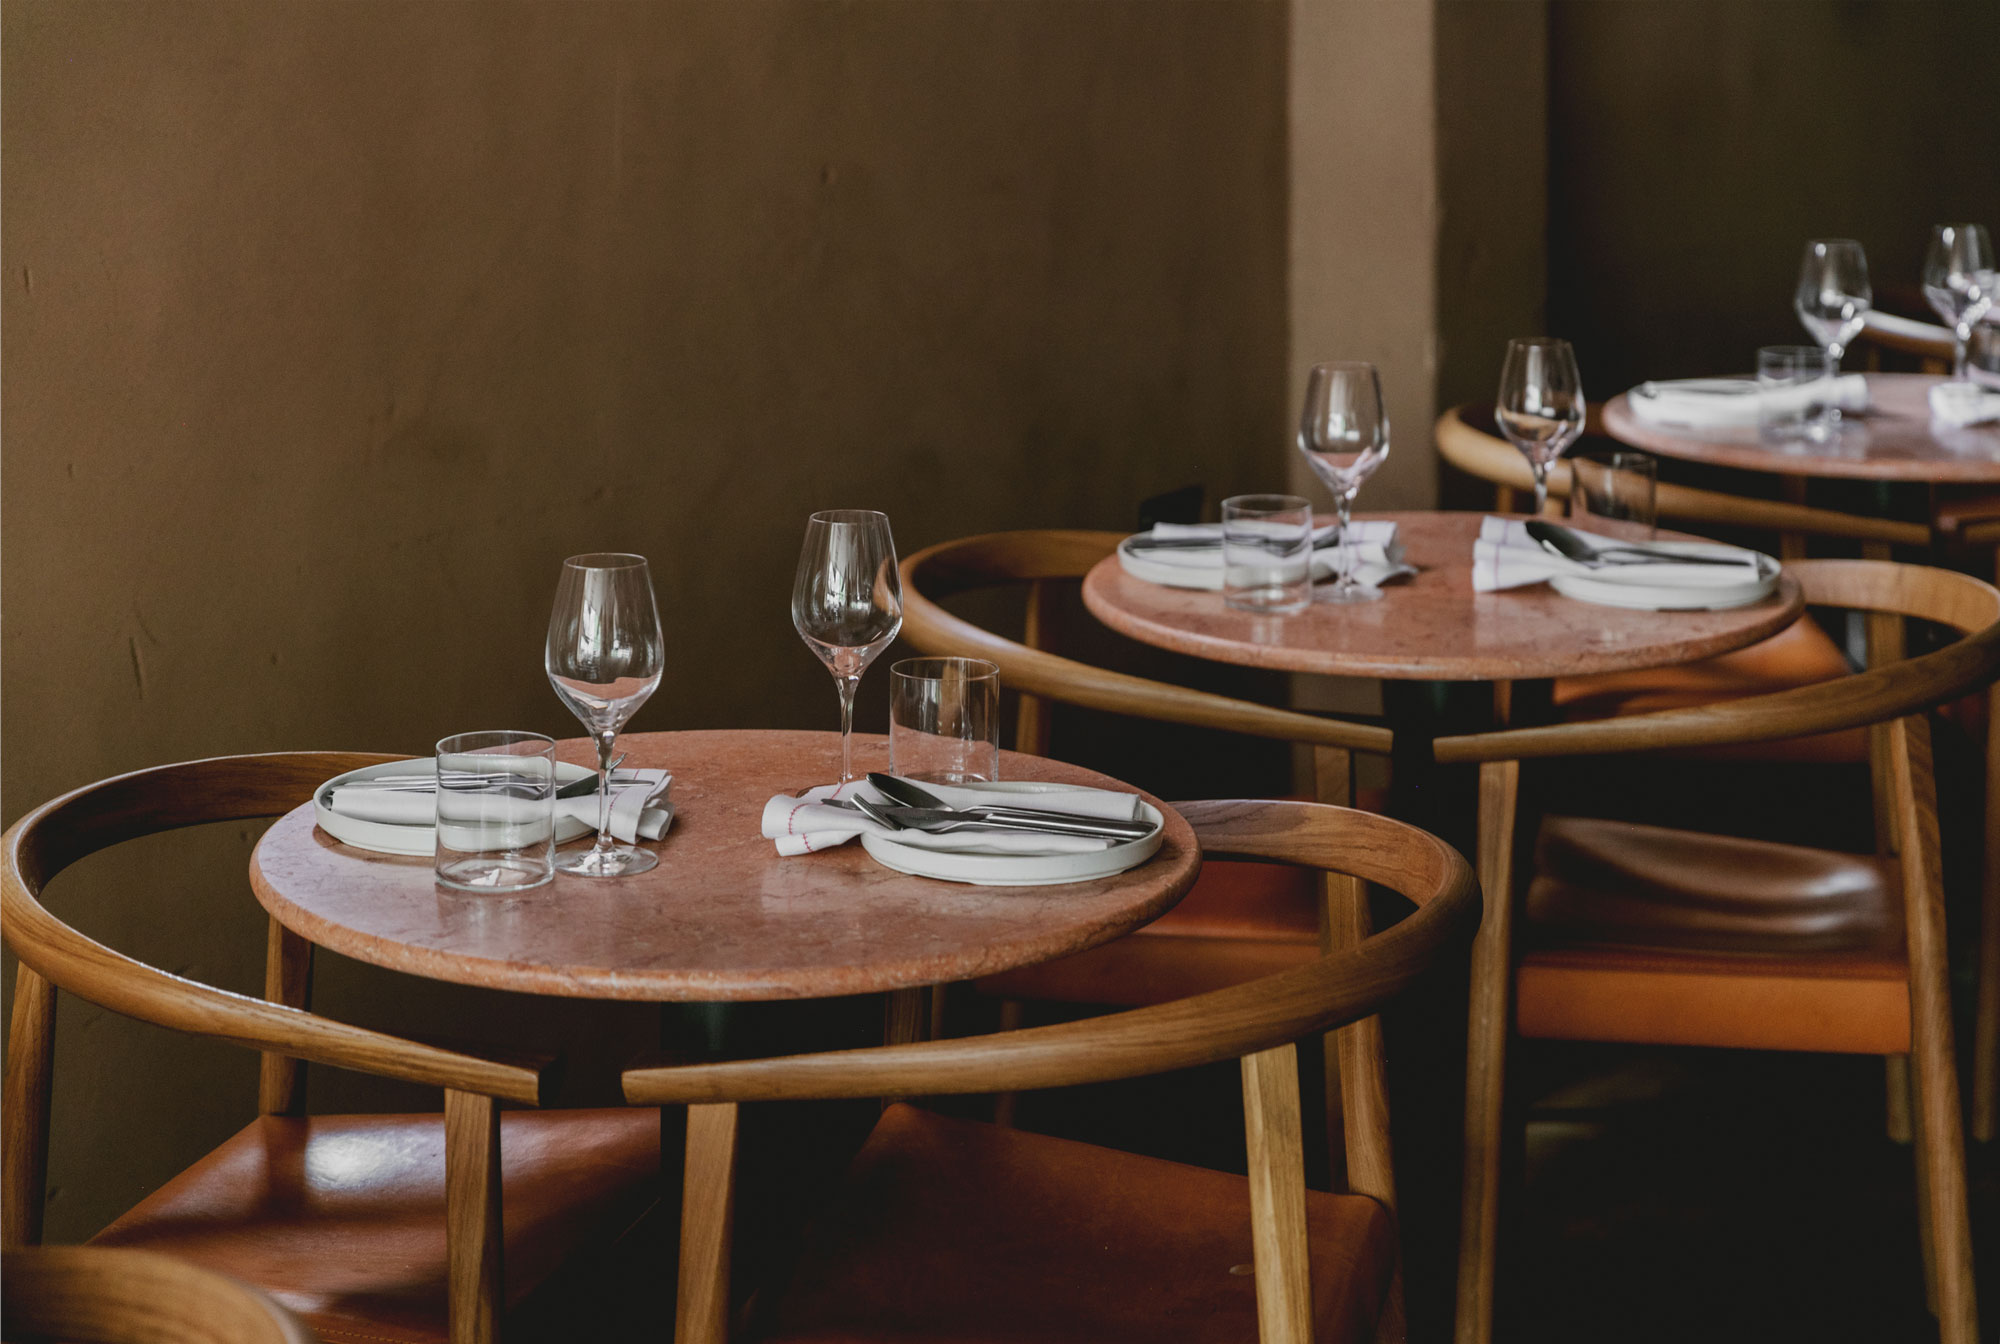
250 728 1199 1003
1601 372 2000 483
1081 510 1806 684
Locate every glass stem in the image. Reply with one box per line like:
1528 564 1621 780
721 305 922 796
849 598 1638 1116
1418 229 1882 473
1827 343 1843 376
1532 462 1549 516
1956 325 1972 380
836 676 860 782
592 729 618 855
1335 491 1355 591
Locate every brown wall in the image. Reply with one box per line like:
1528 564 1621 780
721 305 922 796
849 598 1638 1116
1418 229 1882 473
2 0 1291 1240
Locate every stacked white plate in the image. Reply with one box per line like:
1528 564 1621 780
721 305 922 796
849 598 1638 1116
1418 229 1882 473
314 759 601 856
859 781 1165 887
1548 541 1780 611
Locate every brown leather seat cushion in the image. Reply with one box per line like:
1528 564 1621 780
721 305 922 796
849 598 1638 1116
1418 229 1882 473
92 1108 660 1344
973 859 1321 1006
757 1103 1394 1344
1553 617 1866 763
1518 816 1909 1054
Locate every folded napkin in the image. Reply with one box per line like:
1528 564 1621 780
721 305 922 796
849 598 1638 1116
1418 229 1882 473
1472 517 1762 593
762 778 1146 857
1121 521 1415 590
1626 374 1869 430
1930 380 2000 428
325 769 674 843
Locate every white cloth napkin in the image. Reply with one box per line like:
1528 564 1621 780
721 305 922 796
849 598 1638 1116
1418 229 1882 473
1471 517 1762 593
325 769 675 843
762 777 1146 857
1121 520 1414 589
1930 380 2000 428
1626 374 1870 430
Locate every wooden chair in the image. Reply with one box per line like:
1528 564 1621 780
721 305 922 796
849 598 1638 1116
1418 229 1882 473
4 1245 316 1344
1 753 661 1344
1852 310 1957 375
1438 560 2000 1344
624 799 1478 1344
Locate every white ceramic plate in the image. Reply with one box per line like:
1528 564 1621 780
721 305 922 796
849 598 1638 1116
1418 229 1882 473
1548 543 1779 611
859 781 1166 887
313 760 598 856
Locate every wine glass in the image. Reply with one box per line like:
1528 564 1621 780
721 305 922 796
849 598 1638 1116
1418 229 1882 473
1794 239 1871 374
792 510 904 782
1924 223 1997 380
545 553 666 877
1495 337 1585 515
1296 361 1391 604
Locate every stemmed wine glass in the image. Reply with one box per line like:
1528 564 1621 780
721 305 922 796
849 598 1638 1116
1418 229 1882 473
545 553 665 877
1495 337 1585 515
1794 239 1871 374
792 510 904 782
1923 224 1997 380
1297 361 1391 604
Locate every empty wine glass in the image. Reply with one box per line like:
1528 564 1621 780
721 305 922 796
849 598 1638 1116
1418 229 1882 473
1297 361 1391 604
1795 239 1871 374
1924 224 1998 380
546 553 665 877
792 510 904 782
1496 337 1585 515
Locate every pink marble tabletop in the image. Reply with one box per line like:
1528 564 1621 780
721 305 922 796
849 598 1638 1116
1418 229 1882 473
250 730 1198 1002
1081 510 1805 682
1601 373 2000 482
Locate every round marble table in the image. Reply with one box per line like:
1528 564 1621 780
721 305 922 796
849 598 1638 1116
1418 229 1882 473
1081 511 1806 683
1601 373 2000 483
250 729 1199 1002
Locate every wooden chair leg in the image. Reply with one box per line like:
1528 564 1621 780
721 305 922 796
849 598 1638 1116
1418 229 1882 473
1974 675 2000 1143
1243 1043 1313 1344
1013 579 1054 758
258 919 314 1116
442 1089 502 1344
1455 759 1518 1344
677 1102 740 1344
1885 1054 1913 1145
1890 716 1980 1344
2 967 56 1249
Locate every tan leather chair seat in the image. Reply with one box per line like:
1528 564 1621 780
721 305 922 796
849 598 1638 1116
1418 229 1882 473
974 859 1321 1005
1517 816 1908 1054
1553 618 1866 762
758 1102 1395 1344
91 1108 659 1344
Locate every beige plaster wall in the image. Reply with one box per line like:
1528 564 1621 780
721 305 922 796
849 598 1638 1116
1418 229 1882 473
3 0 1294 1240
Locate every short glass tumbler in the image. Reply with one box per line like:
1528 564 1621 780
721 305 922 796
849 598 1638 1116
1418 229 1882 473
434 731 557 892
1570 451 1658 533
1757 345 1835 443
1222 494 1314 615
889 657 1001 783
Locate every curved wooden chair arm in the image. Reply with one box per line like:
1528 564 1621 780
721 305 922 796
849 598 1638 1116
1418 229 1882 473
2 753 551 1106
900 532 1393 755
1434 405 1930 547
3 1246 316 1344
1435 560 2000 765
1854 312 1957 363
624 800 1475 1105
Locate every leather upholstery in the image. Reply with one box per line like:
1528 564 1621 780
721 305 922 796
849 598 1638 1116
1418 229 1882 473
1518 816 1909 1054
92 1109 660 1344
974 860 1321 1005
758 1102 1395 1344
1553 617 1867 762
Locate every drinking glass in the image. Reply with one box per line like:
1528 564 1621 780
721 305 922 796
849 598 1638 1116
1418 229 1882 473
1757 345 1835 443
545 553 665 877
1570 451 1657 534
1923 224 1997 380
1221 493 1313 615
1296 361 1390 604
889 657 1000 783
434 731 557 892
793 510 904 782
1495 338 1585 516
1794 239 1871 374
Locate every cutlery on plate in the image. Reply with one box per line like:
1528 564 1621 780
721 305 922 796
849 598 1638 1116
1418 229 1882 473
867 773 1154 838
847 795 908 831
1125 533 1341 554
1524 521 1757 570
827 797 1145 841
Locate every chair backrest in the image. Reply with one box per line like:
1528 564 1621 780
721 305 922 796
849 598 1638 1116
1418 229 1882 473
3 1245 315 1344
899 531 1393 756
1852 311 1956 374
625 800 1476 1342
1433 405 1930 547
2 752 553 1251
